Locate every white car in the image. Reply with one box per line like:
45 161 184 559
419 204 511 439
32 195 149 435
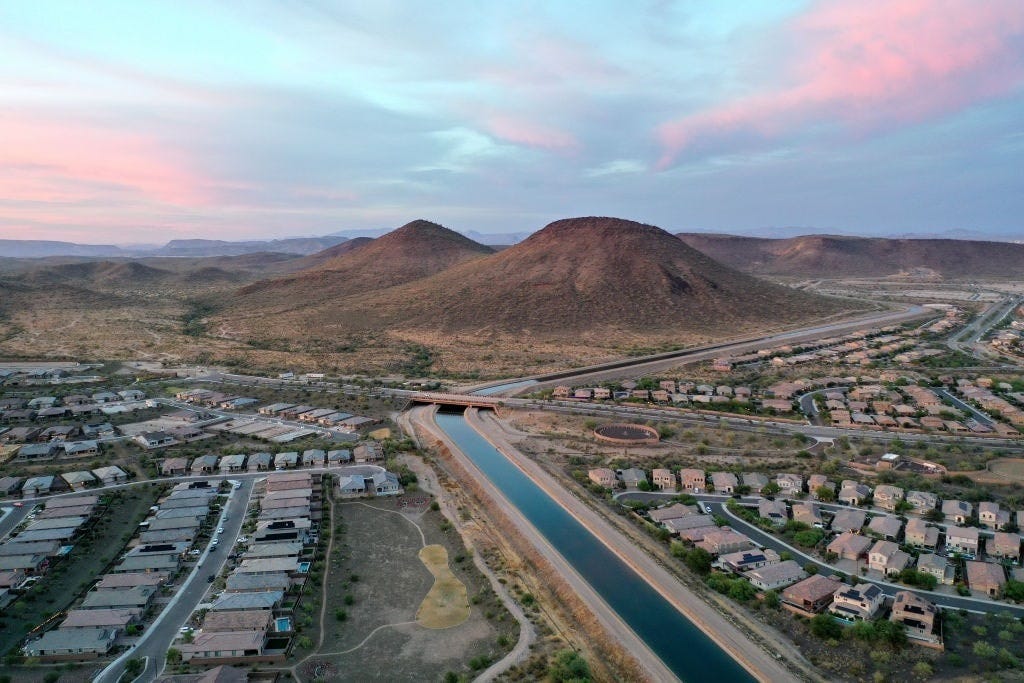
216 527 224 534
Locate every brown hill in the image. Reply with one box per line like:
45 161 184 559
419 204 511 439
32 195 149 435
235 220 494 305
677 233 1024 279
226 217 847 343
284 237 374 271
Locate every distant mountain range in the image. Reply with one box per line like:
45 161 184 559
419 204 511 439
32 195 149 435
676 233 1024 279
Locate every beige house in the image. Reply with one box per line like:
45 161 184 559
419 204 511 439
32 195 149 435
917 553 954 585
839 481 871 506
890 591 940 645
710 472 738 494
906 490 938 513
867 515 902 541
587 468 616 488
966 561 1005 597
758 499 788 527
989 532 1022 560
695 528 754 556
830 508 867 533
869 540 911 576
827 532 873 561
679 469 705 492
873 485 905 512
792 503 823 528
651 468 676 491
946 526 980 556
941 499 972 525
904 519 939 550
979 502 1011 530
775 473 803 494
830 583 884 621
781 574 843 615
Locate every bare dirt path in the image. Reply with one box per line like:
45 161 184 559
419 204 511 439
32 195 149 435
290 489 337 682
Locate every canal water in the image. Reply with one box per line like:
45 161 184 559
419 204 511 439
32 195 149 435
473 379 539 396
435 411 755 683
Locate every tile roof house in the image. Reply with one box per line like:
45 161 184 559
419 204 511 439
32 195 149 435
23 627 116 659
941 499 972 525
160 458 188 476
966 561 1005 597
830 509 867 534
946 526 981 556
867 515 902 541
829 583 884 621
651 468 675 491
695 528 755 556
180 630 266 661
781 574 843 615
890 591 940 645
648 504 699 524
718 548 780 573
758 499 788 527
868 540 911 576
827 532 873 561
989 532 1022 560
742 473 768 491
775 473 804 494
679 469 705 491
746 560 807 591
904 519 939 550
916 553 954 585
710 472 738 493
905 490 938 513
838 481 871 506
979 502 1011 530
792 503 823 528
91 466 128 486
873 485 905 512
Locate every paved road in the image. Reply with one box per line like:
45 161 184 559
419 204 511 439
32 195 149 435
796 387 848 427
95 478 255 683
619 491 1024 617
937 388 994 428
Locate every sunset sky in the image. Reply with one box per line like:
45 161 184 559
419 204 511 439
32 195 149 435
2 1 1023 244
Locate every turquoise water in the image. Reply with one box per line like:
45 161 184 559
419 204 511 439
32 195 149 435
473 380 539 396
435 412 755 683
275 617 292 632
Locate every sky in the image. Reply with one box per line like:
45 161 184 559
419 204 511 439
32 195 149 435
2 0 1023 244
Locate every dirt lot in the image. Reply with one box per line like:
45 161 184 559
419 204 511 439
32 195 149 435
299 498 514 682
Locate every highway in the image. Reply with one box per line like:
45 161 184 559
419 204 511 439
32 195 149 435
948 296 1022 357
618 492 1024 617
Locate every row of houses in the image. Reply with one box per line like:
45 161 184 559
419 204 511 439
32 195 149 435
256 402 378 432
0 495 101 606
1 467 130 500
22 484 219 660
180 472 321 663
159 449 354 477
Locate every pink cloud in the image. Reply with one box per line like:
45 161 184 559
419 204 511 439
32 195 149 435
482 114 579 152
656 0 1024 169
0 114 210 205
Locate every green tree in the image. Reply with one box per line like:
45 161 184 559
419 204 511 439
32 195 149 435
810 613 842 639
166 648 182 665
685 548 713 576
1004 579 1024 602
549 649 591 682
815 486 836 502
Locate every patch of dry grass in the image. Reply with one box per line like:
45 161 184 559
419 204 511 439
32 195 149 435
416 544 470 629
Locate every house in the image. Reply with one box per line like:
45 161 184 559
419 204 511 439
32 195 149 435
218 454 246 472
160 458 188 476
225 573 292 593
890 591 940 644
718 548 780 573
80 585 156 610
807 474 835 499
94 573 169 590
22 476 55 497
917 553 954 585
989 532 1022 561
247 452 272 472
710 472 738 494
868 540 911 576
776 473 803 494
201 610 273 632
648 504 699 524
946 526 980 556
61 608 140 631
259 403 294 415
829 583 884 621
91 466 128 486
695 528 754 556
758 499 788 527
867 515 902 541
904 519 939 550
64 441 99 458
979 502 1011 530
616 468 647 489
792 503 823 528
746 560 807 591
353 442 383 462
17 443 59 460
587 467 615 489
210 590 284 612
873 485 905 512
966 561 1006 597
782 574 843 615
742 473 768 491
135 431 177 449
651 468 675 491
180 630 266 661
302 449 326 467
274 452 299 469
942 499 972 525
829 509 866 533
118 390 145 402
191 455 219 474
838 481 871 506
904 490 938 514
61 471 96 491
91 392 120 403
680 469 705 492
0 476 22 496
827 532 873 561
23 628 116 660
